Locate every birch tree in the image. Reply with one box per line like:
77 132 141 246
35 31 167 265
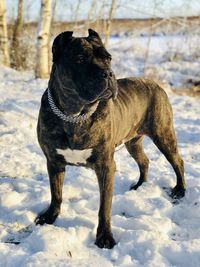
35 0 51 79
0 0 10 66
104 0 116 47
51 0 56 24
74 0 81 28
95 0 105 35
84 0 96 33
11 0 23 69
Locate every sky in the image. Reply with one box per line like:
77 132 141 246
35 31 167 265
5 0 200 22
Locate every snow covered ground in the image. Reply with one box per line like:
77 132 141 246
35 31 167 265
0 35 200 266
110 34 200 89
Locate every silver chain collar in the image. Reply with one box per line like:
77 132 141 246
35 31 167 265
47 88 97 124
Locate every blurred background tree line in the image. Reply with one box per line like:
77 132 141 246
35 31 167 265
0 0 199 88
0 0 117 78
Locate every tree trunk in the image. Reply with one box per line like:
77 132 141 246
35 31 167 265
74 0 81 29
11 0 23 69
95 0 105 35
143 18 153 75
0 0 10 66
35 0 51 79
104 0 116 48
51 0 56 24
49 0 56 73
84 0 96 34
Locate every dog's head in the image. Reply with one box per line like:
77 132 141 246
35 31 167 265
52 29 118 103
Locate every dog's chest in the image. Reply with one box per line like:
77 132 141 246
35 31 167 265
53 115 104 165
56 148 92 165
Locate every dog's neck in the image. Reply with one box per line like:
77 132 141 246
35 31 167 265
48 65 99 119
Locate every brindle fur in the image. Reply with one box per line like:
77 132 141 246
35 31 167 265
36 29 186 249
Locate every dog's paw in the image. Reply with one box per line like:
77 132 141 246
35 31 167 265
171 186 185 199
130 183 139 190
95 232 116 249
35 208 59 225
130 181 144 190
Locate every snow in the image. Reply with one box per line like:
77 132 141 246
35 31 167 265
0 35 200 267
110 35 200 89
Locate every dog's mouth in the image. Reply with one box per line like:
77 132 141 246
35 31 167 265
99 89 113 100
77 80 118 104
98 87 118 101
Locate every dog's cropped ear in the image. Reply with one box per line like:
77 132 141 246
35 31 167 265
52 31 73 63
88 29 100 39
88 29 103 44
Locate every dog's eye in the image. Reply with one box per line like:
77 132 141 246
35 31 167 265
76 55 86 63
105 55 112 62
94 47 112 61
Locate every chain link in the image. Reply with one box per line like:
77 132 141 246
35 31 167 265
47 88 95 124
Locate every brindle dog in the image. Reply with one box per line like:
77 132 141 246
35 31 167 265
36 29 186 249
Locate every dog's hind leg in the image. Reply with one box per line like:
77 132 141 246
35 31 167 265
125 136 149 190
35 160 65 225
150 124 186 199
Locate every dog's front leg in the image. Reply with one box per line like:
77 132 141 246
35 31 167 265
94 154 116 249
35 160 65 225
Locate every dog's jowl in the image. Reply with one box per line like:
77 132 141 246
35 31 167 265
36 29 186 249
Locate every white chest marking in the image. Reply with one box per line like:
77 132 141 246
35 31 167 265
56 148 92 164
115 143 125 151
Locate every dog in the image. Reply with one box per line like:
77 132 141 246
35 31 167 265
36 29 186 249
